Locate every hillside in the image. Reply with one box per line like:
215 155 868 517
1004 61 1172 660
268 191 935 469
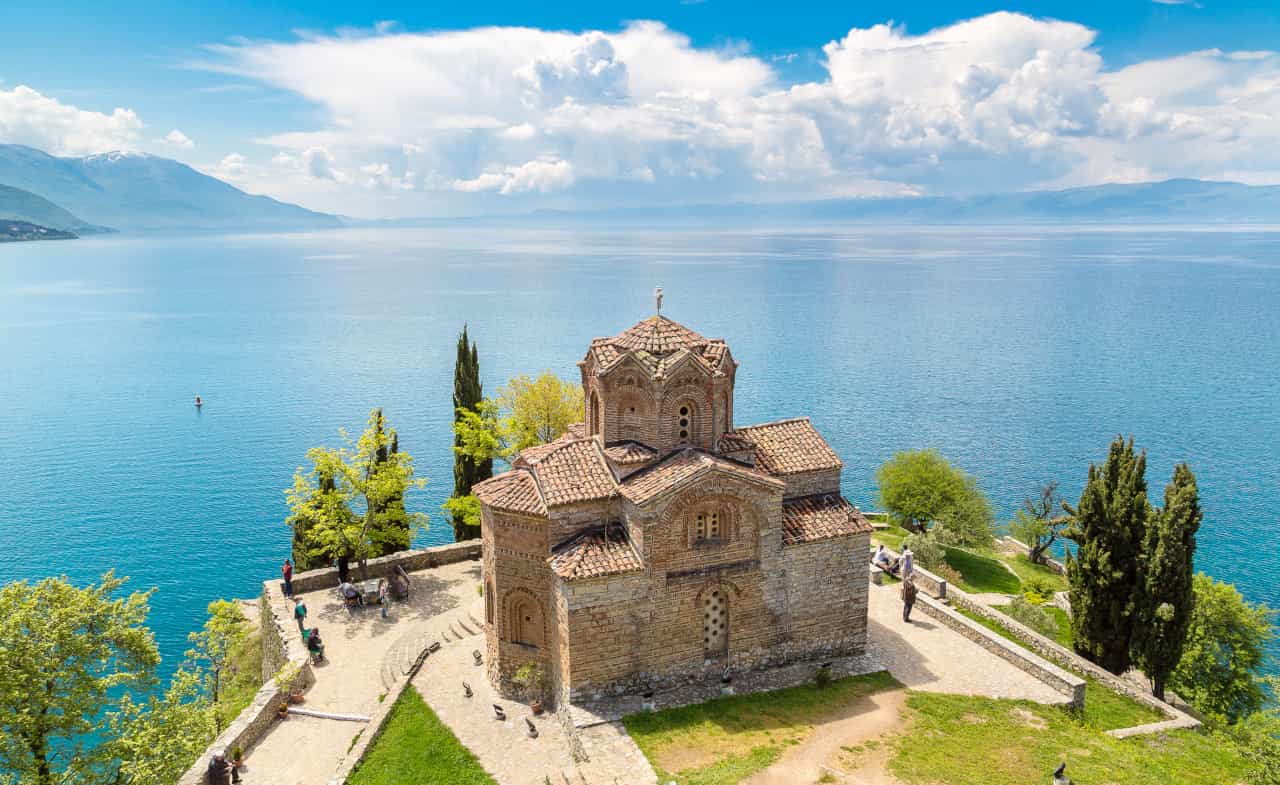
0 219 77 242
0 144 340 233
0 183 108 234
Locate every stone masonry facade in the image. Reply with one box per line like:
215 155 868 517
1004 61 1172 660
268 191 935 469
474 313 872 705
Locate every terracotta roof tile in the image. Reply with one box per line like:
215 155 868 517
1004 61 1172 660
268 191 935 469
548 526 643 581
782 494 873 544
729 418 842 476
472 470 547 517
603 441 658 465
525 439 618 507
621 448 782 504
587 316 729 380
611 316 710 355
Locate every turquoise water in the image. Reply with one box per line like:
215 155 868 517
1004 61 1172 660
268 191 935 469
1 226 1277 676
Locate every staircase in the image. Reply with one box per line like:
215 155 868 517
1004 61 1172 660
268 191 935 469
378 600 486 692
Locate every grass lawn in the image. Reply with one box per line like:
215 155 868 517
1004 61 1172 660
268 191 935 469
623 671 901 785
1000 552 1069 592
941 547 1022 595
954 607 1163 730
349 686 496 785
991 602 1073 648
870 524 909 550
889 691 1247 785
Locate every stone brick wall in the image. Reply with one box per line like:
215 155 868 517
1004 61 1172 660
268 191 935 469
486 506 554 693
779 468 841 499
784 532 870 654
289 540 482 594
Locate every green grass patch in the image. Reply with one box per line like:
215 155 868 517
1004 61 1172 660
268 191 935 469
991 602 1073 648
953 606 1163 730
216 630 263 729
870 524 909 551
1000 553 1068 592
942 547 1022 595
349 686 496 785
889 691 1244 785
623 671 901 785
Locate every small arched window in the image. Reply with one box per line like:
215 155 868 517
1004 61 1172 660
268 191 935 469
591 391 602 436
703 589 728 656
678 405 692 442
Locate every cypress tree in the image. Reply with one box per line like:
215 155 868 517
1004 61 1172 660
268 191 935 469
1066 435 1150 674
451 325 491 540
1133 463 1202 699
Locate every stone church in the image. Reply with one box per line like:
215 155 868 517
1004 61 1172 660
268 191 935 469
473 310 872 703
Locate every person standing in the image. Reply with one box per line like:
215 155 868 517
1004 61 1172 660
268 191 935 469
281 559 294 598
337 555 351 585
378 579 389 619
901 546 914 579
901 575 918 623
293 597 307 632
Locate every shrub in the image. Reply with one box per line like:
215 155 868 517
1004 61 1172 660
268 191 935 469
902 531 944 570
933 564 963 587
1002 596 1059 638
1022 576 1057 605
813 664 833 688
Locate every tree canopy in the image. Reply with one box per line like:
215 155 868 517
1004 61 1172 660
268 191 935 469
1170 574 1276 722
1009 480 1071 564
875 449 994 546
288 408 427 577
0 572 160 785
450 325 491 541
453 371 584 466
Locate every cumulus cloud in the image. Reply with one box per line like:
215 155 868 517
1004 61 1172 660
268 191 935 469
0 85 143 156
194 14 1280 214
162 129 195 149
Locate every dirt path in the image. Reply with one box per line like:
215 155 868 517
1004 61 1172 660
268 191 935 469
742 689 907 785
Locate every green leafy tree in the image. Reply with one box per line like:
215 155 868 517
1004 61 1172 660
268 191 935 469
1065 435 1150 674
1009 481 1072 564
288 408 427 579
0 572 160 785
1133 463 1203 700
1169 574 1276 722
453 371 584 466
105 667 216 785
875 449 993 545
450 325 491 541
185 599 248 731
1235 677 1280 785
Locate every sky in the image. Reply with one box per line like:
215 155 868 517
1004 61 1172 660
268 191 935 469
2 0 1280 218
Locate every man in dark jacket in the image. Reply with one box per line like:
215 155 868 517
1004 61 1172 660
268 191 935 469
207 750 240 784
901 575 918 623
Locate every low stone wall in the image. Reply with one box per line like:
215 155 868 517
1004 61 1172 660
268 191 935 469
290 540 483 594
946 588 1201 737
177 580 315 785
915 594 1085 708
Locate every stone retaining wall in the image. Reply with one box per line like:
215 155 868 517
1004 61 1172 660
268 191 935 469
946 587 1201 737
177 580 315 785
290 540 483 594
915 594 1086 708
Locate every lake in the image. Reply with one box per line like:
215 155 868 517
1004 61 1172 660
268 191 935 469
1 225 1277 674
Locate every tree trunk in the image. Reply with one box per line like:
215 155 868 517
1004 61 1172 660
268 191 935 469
1153 675 1166 702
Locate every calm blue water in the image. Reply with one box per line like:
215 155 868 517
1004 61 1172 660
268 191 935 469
1 226 1277 676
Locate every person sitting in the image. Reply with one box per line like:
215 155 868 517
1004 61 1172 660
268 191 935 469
305 627 326 664
207 749 240 784
338 580 362 608
873 544 901 576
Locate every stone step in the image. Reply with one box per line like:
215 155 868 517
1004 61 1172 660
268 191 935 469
465 604 486 632
456 617 477 636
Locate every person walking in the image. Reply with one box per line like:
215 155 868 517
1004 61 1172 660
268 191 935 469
281 558 294 598
293 597 307 632
901 575 918 623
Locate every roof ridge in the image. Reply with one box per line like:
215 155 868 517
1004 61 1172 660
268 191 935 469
734 416 811 431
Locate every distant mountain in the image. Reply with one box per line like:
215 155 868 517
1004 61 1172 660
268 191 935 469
0 183 109 234
0 144 340 233
355 178 1279 228
0 219 77 243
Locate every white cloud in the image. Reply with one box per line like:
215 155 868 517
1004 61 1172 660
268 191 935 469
0 85 143 156
193 14 1280 216
162 129 195 149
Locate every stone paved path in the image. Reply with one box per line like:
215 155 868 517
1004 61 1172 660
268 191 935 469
238 559 483 785
866 583 1063 703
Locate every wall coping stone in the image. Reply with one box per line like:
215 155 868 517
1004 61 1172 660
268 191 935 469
290 540 482 594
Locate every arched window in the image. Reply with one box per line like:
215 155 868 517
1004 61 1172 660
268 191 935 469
485 581 494 624
703 589 728 656
510 597 543 648
591 391 602 436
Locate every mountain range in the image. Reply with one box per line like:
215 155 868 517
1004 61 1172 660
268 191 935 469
1 141 1278 234
0 144 340 233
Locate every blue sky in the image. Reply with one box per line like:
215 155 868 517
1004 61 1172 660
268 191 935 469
3 0 1279 216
